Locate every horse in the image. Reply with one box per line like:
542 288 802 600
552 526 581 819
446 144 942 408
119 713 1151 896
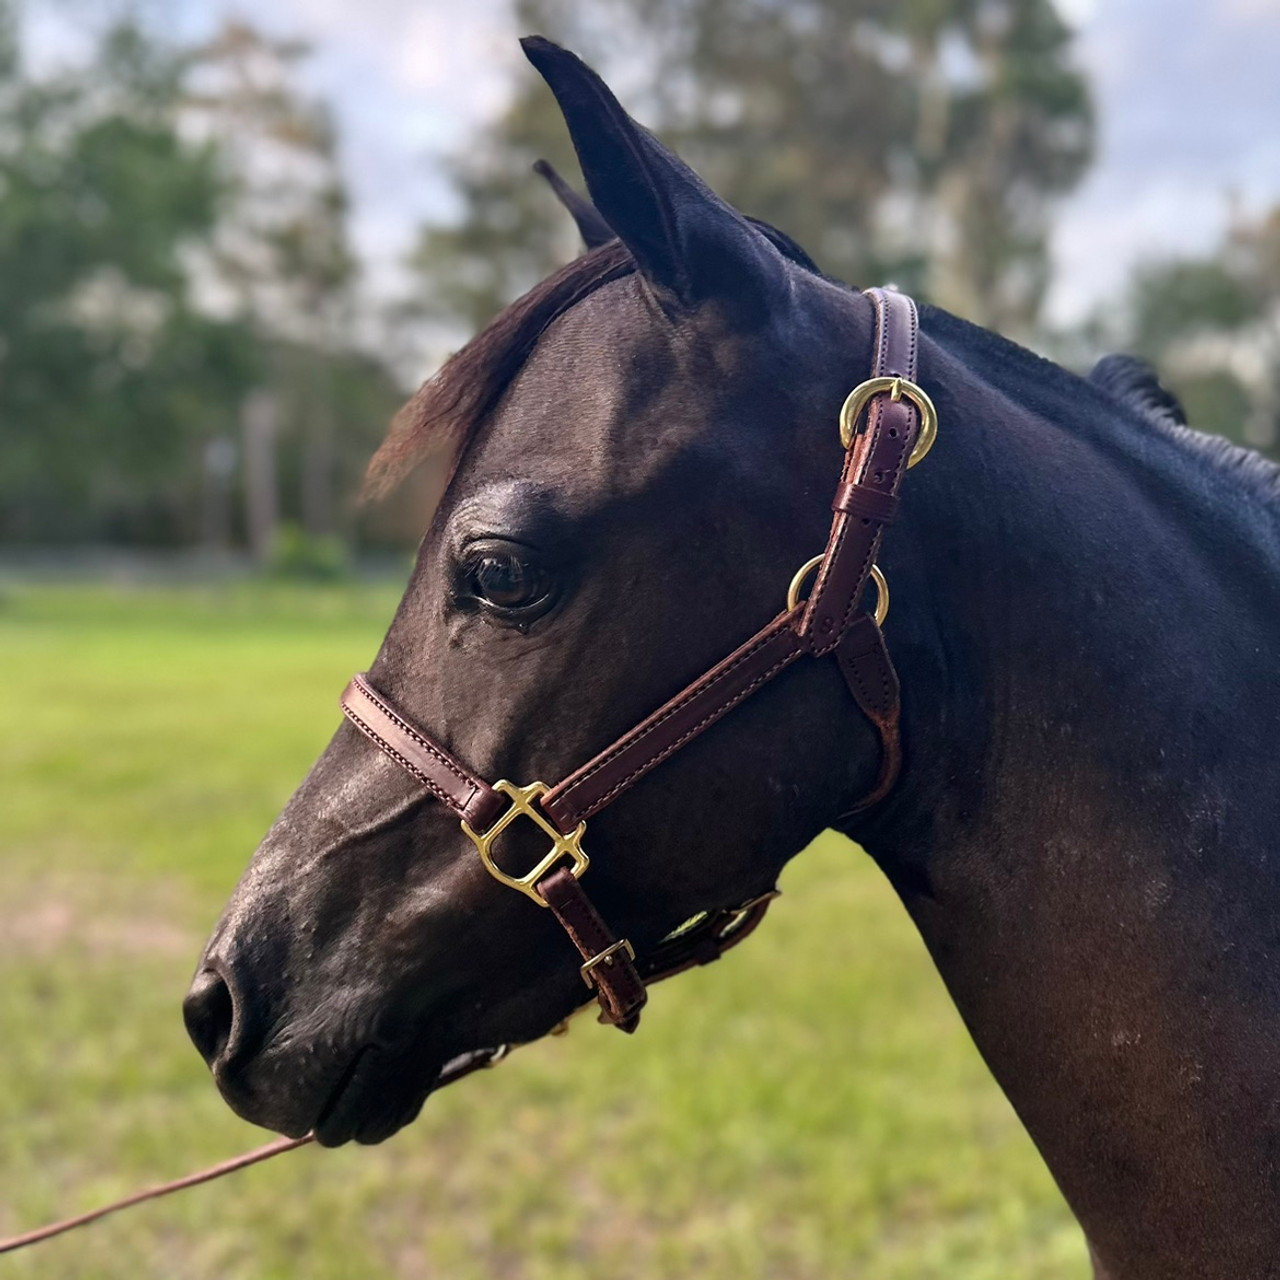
183 37 1280 1279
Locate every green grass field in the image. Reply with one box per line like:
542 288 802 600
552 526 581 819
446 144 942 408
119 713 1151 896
0 581 1087 1278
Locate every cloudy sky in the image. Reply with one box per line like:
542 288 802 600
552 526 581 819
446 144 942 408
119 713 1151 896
27 0 1280 326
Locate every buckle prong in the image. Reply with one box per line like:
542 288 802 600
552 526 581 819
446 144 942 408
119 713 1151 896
838 375 937 466
580 938 636 988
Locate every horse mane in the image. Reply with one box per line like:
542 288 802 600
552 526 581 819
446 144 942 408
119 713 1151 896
1088 354 1187 429
364 240 637 497
920 305 1280 508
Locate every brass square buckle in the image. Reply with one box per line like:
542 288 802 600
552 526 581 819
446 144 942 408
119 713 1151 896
460 780 589 907
580 938 636 989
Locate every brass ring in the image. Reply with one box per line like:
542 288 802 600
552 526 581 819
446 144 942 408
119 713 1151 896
838 375 938 468
786 555 824 613
786 556 889 626
868 563 890 625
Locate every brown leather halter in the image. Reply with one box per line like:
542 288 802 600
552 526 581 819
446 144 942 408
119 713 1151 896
340 287 935 1036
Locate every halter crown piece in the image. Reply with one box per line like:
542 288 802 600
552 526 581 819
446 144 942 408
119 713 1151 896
340 288 936 1033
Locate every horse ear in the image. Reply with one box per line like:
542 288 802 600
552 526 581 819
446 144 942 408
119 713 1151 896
533 159 616 250
521 36 788 321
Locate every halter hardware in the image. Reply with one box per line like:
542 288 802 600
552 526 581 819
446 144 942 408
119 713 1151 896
839 375 937 465
580 938 636 988
460 780 589 905
788 555 888 624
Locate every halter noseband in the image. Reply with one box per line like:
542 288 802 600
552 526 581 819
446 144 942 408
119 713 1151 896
340 287 935 1035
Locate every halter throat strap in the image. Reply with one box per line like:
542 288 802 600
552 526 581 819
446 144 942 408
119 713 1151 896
340 286 927 1033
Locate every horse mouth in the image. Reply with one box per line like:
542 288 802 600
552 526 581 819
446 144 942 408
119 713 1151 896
312 1044 439 1147
312 1039 513 1146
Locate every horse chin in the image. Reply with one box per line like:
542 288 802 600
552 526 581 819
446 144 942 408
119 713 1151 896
310 990 586 1145
311 1042 443 1148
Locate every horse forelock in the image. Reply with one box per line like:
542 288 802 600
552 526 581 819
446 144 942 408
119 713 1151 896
363 217 829 502
363 239 638 499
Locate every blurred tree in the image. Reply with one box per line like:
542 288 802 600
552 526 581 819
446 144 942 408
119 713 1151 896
0 11 402 551
1126 205 1280 455
410 0 1093 336
0 12 259 542
184 22 375 553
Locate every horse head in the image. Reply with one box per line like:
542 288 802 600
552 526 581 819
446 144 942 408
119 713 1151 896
184 38 891 1146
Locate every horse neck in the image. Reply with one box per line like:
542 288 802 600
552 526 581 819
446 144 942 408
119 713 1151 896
841 327 1280 1276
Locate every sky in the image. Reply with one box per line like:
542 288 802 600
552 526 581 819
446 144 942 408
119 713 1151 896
25 0 1280 328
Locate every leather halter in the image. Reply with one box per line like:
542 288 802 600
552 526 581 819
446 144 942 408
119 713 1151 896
340 288 934 1035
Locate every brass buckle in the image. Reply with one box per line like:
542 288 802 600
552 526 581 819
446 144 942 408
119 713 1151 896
460 780 589 907
580 937 636 989
839 375 938 466
786 556 889 626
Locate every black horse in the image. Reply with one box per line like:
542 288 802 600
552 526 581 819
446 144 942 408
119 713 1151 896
184 38 1280 1279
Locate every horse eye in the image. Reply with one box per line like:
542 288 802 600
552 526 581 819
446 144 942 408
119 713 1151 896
461 547 553 615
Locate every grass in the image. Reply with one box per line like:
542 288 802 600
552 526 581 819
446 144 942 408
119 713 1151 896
0 581 1088 1278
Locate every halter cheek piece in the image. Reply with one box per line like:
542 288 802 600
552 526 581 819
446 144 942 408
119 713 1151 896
340 288 935 1036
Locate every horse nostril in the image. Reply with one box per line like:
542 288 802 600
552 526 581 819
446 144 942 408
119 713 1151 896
183 968 236 1069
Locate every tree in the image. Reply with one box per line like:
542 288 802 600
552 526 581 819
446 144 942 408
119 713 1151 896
907 0 1095 328
1124 205 1280 455
410 0 1094 337
184 22 366 551
0 12 402 552
0 12 258 543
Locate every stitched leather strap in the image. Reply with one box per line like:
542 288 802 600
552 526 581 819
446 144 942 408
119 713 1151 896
340 677 644 1028
542 611 806 832
537 868 646 1031
835 613 902 806
541 290 916 831
341 675 505 831
799 288 921 655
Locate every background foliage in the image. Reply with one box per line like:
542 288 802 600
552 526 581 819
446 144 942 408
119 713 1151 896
413 0 1095 336
0 9 405 551
0 0 1275 559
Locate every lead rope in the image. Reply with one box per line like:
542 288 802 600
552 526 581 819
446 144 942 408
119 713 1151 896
0 1135 314 1254
0 1043 507 1255
0 878 787 1256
